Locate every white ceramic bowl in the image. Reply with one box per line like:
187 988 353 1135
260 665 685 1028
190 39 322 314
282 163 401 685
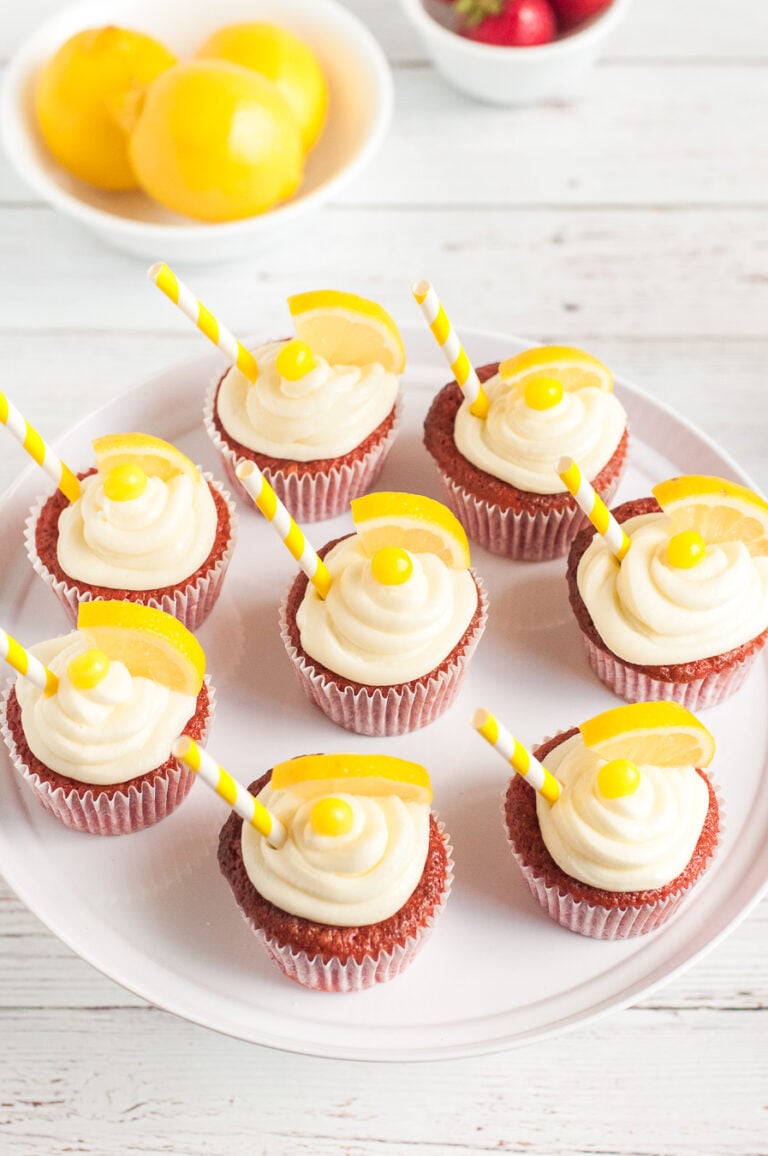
1 0 393 262
399 0 632 106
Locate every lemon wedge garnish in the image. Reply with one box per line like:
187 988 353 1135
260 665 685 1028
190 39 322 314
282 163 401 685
580 702 715 768
270 753 433 805
287 289 406 374
77 601 205 696
351 491 471 569
499 345 613 394
653 474 768 557
92 432 200 484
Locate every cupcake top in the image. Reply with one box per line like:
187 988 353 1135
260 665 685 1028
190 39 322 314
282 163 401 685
296 492 479 685
536 703 715 892
453 346 626 495
216 289 405 462
56 434 218 590
239 753 433 926
577 475 768 664
14 602 205 786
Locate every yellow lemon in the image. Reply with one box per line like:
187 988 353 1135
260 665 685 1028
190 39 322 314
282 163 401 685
271 753 433 805
35 25 176 190
499 346 613 394
92 432 199 483
196 23 328 153
77 601 205 696
287 290 406 374
653 475 768 556
128 61 304 222
580 702 715 769
351 491 471 569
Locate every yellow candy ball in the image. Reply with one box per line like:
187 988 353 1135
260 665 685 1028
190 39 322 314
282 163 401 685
275 339 316 381
67 648 111 690
667 530 707 569
371 546 413 586
523 376 564 411
310 796 355 837
597 758 641 799
103 463 147 502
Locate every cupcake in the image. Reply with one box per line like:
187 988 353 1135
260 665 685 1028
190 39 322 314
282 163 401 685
279 491 488 736
217 752 453 991
1 601 213 835
566 474 768 708
26 432 236 632
205 289 405 522
423 345 629 560
491 702 720 939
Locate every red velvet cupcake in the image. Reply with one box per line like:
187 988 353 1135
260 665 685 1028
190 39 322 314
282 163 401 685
501 707 720 939
566 478 768 708
204 290 406 522
25 434 236 632
217 754 453 991
279 493 488 736
0 604 214 836
423 349 629 561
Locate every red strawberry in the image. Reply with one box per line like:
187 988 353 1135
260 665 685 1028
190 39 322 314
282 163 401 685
456 0 557 46
549 0 612 31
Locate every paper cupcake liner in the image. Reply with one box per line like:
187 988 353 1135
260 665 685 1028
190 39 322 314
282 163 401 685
0 677 216 836
204 380 402 522
25 474 238 633
244 821 454 992
279 572 488 736
502 733 723 940
580 631 760 710
435 458 624 562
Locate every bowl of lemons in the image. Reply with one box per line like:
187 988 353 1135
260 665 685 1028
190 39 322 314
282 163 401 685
2 0 393 261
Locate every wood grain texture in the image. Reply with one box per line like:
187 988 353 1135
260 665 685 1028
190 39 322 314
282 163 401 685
0 0 767 1150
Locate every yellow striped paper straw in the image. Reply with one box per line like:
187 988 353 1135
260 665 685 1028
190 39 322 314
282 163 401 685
235 461 332 599
473 708 561 805
148 262 259 383
1 628 58 696
412 280 489 419
557 456 631 561
0 392 80 502
173 736 287 848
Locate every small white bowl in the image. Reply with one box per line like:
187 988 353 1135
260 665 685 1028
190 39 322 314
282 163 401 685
399 0 632 106
1 0 393 262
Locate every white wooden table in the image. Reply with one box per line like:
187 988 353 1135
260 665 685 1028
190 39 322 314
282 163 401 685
1 1 767 1151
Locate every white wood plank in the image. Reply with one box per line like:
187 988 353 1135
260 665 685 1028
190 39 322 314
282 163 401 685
3 63 768 207
0 208 766 342
0 1001 765 1154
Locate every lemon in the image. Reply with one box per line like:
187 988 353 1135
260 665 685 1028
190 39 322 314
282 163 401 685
287 290 406 373
35 26 176 190
128 60 304 222
77 601 205 696
499 346 613 394
92 433 199 483
270 753 433 805
351 491 471 568
196 23 328 154
579 702 715 768
652 475 768 556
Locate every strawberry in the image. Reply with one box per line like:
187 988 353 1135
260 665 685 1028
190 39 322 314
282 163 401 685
549 0 613 31
455 0 557 46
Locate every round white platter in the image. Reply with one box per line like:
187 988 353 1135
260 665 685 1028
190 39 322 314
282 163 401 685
0 324 766 1062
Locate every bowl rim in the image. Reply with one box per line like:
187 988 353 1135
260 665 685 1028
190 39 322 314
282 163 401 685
0 0 394 241
399 0 633 58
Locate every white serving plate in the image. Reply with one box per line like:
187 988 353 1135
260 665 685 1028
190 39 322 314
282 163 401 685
1 0 393 261
0 324 766 1062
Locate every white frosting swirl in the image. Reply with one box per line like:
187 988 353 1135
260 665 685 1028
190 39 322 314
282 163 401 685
241 782 430 925
577 512 768 664
56 472 218 590
15 634 198 786
217 341 399 461
454 375 626 494
536 732 710 891
296 536 478 685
